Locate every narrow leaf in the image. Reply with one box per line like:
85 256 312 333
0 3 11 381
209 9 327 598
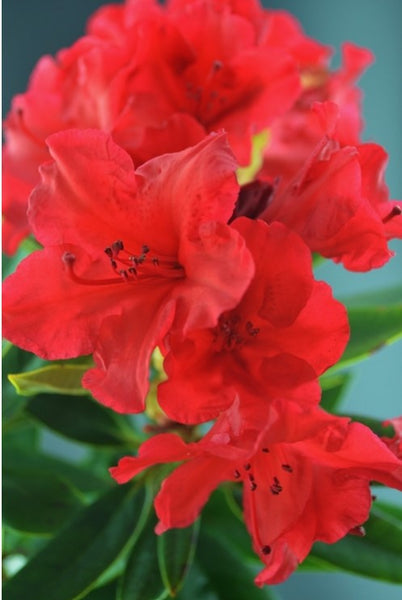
118 509 168 600
3 483 148 600
3 446 110 494
25 393 141 447
3 466 84 534
309 503 402 582
82 580 118 599
9 364 89 396
157 520 200 596
330 294 402 372
320 372 351 412
197 530 278 600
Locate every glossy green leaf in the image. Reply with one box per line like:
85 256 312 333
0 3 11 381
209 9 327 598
118 509 168 600
3 483 148 600
202 489 255 562
319 373 351 412
3 465 84 534
9 364 89 396
331 293 402 372
82 580 118 599
197 530 278 600
157 520 200 596
3 446 110 494
25 393 141 447
309 502 402 582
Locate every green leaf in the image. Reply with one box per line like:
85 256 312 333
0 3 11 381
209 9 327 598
196 530 278 600
157 520 200 596
118 509 168 600
202 489 255 562
319 373 351 412
3 446 110 494
309 502 402 582
9 364 89 396
331 291 402 372
25 393 141 448
3 483 148 600
82 580 118 600
3 466 85 534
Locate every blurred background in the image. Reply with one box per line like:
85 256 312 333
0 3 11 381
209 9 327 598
3 1 402 598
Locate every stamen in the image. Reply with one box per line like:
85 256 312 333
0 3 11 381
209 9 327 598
261 448 269 453
261 545 271 555
63 253 125 286
281 464 293 473
234 469 241 479
244 463 251 471
270 476 283 495
383 205 402 224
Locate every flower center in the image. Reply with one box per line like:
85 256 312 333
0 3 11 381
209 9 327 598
233 447 295 558
63 239 184 286
212 312 260 351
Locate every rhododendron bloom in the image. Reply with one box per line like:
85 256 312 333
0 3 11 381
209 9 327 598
158 217 349 424
2 0 325 254
2 131 254 413
111 399 402 585
260 101 402 271
261 43 374 191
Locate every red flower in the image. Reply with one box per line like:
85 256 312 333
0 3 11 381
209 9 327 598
3 0 317 253
260 101 402 271
2 131 254 413
157 217 349 424
260 43 373 192
110 399 402 585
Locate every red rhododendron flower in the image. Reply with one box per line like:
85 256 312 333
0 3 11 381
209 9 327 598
110 399 402 585
260 101 402 271
260 43 373 191
2 131 254 413
158 217 349 424
2 0 322 254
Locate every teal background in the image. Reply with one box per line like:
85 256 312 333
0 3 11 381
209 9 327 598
3 1 402 598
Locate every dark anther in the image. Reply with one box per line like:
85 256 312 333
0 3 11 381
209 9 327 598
261 448 269 453
383 205 402 224
141 244 150 254
250 482 257 491
261 545 271 555
246 321 260 336
371 495 377 501
248 473 255 482
128 267 137 276
244 463 251 471
281 464 293 473
111 260 117 270
112 240 124 253
119 270 128 280
152 257 160 266
104 247 113 258
62 252 76 265
270 477 283 495
234 469 241 479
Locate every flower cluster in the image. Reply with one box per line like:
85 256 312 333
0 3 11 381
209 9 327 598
3 0 402 587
